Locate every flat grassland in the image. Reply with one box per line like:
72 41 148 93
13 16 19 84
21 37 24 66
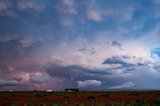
0 90 160 106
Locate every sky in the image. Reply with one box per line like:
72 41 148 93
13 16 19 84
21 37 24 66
0 0 160 91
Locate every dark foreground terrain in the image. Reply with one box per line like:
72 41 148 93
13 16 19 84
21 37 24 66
0 90 160 106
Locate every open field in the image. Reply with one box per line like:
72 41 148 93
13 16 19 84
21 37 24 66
0 90 160 106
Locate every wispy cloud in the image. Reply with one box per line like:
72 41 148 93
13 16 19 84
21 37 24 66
56 0 77 15
151 0 160 4
17 0 46 12
0 0 15 17
87 9 102 21
0 0 12 11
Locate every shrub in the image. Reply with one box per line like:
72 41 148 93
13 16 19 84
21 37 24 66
10 93 16 96
87 96 96 99
154 99 160 106
132 99 146 106
36 93 47 97
51 102 60 106
102 92 112 97
64 96 70 99
8 103 18 106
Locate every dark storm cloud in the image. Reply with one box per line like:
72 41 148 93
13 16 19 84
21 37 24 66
46 64 114 81
0 79 21 87
46 64 108 88
45 64 135 89
102 56 134 68
102 55 147 73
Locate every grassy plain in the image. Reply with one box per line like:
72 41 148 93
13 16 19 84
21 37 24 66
0 90 160 106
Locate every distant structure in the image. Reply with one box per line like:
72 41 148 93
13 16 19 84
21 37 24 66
9 90 13 92
46 90 53 92
65 88 79 92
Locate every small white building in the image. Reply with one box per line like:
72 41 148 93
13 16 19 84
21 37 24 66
9 90 13 92
46 90 52 92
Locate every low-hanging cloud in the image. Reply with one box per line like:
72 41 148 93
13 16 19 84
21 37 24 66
77 80 102 88
109 81 135 89
0 79 21 87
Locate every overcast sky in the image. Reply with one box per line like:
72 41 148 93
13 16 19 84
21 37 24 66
0 0 160 90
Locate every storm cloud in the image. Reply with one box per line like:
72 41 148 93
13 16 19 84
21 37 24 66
0 0 160 90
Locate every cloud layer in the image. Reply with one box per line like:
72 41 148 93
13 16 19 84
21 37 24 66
0 0 160 90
